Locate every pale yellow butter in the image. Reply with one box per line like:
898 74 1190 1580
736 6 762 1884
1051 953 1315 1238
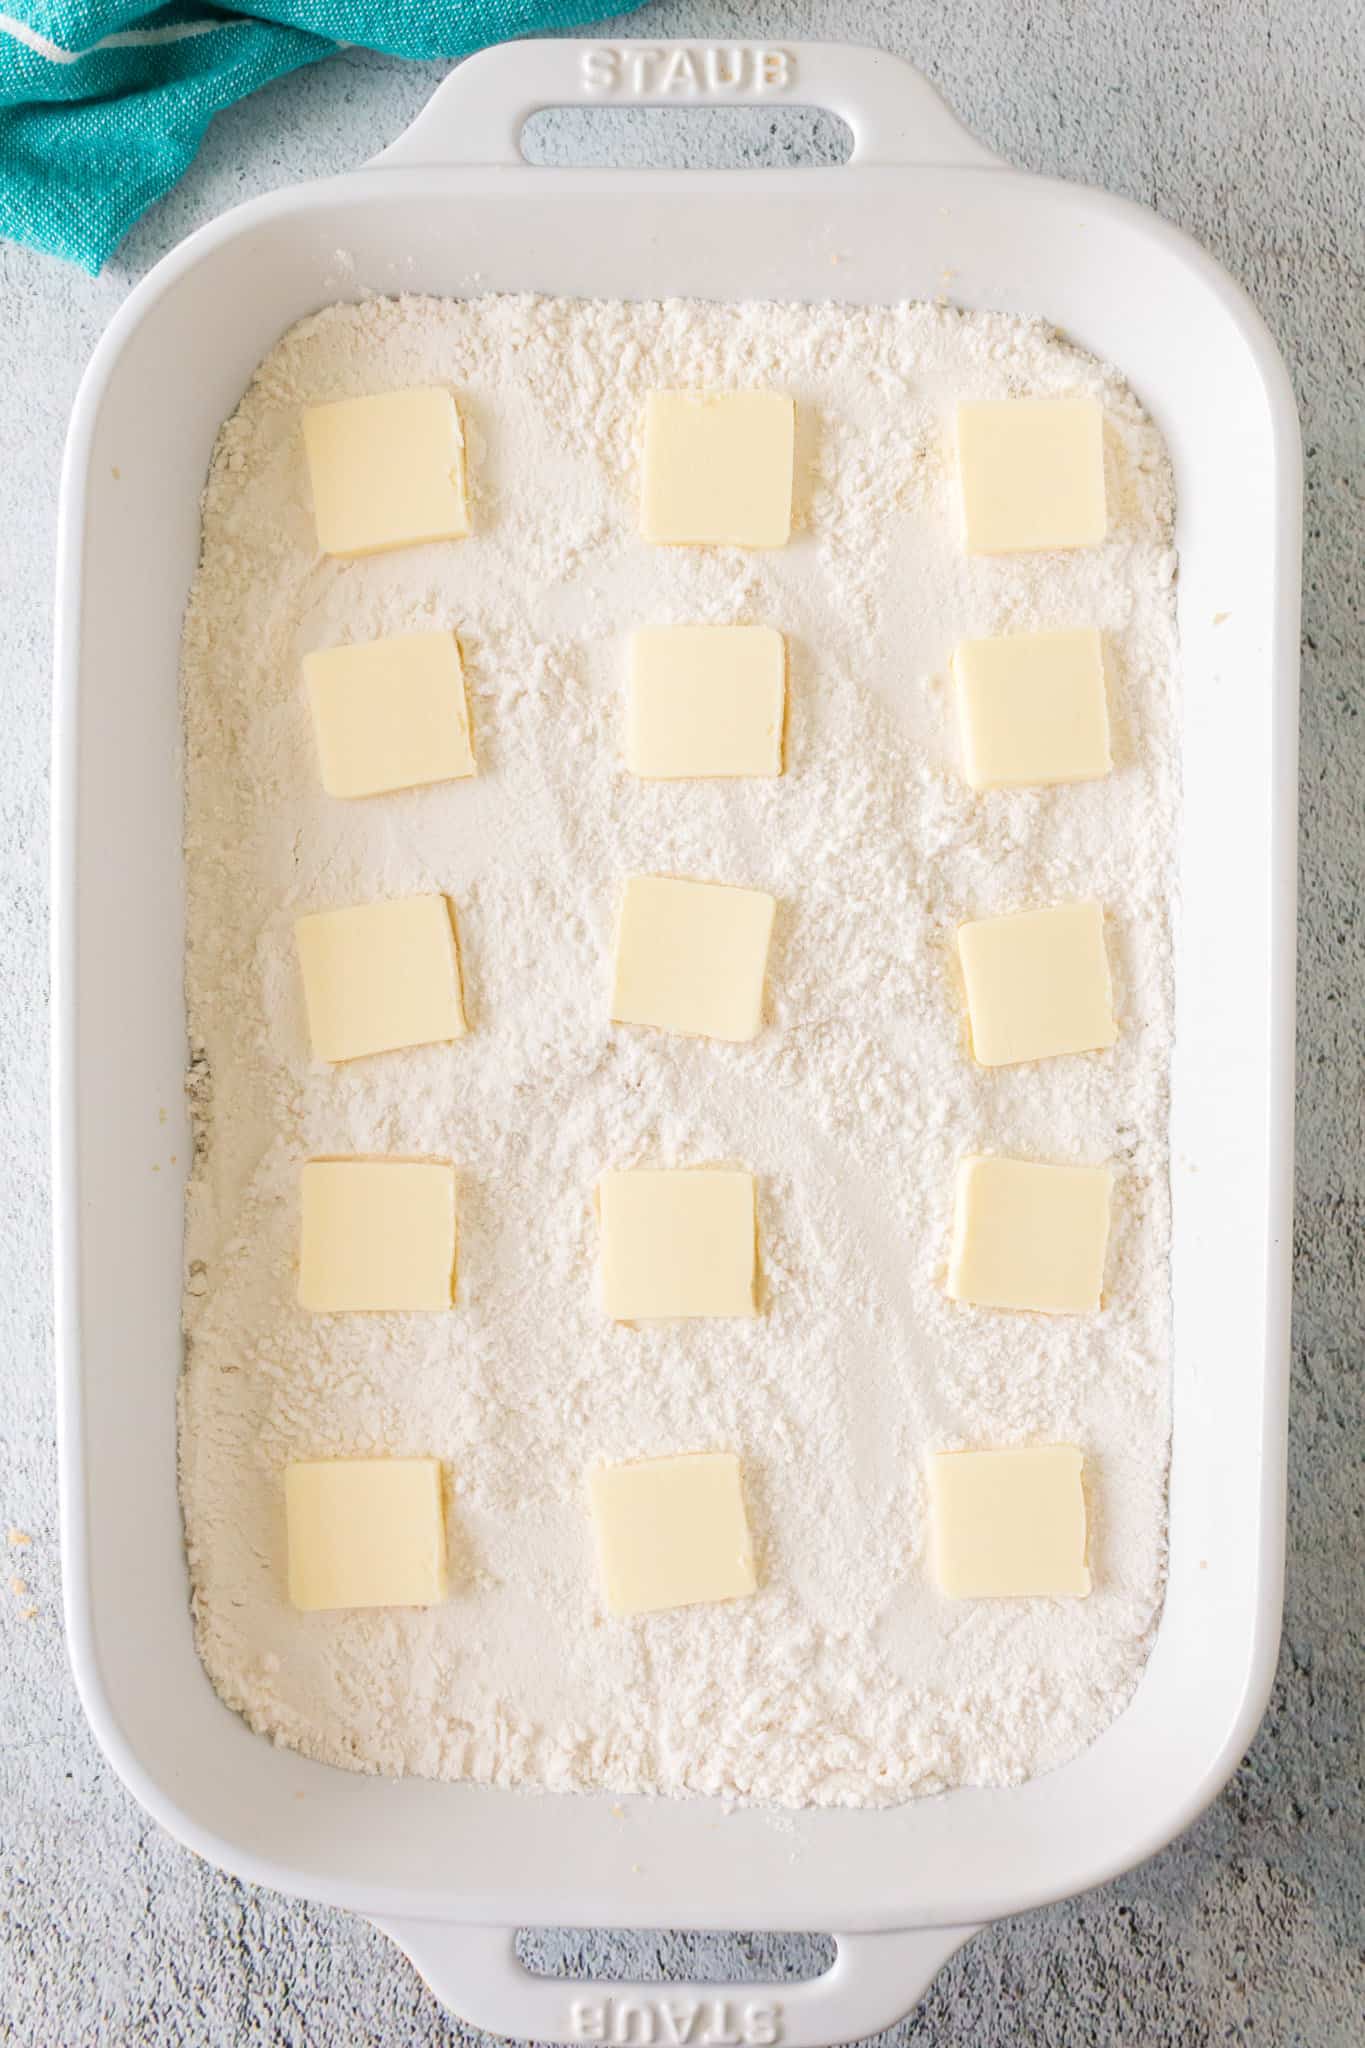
590 1452 757 1616
956 398 1106 555
305 630 474 798
929 1446 1091 1599
295 894 466 1063
958 901 1116 1066
299 1160 456 1312
947 1155 1112 1314
611 875 775 1042
599 1168 757 1320
954 627 1111 789
286 1458 447 1611
626 625 785 779
302 388 469 558
640 391 794 548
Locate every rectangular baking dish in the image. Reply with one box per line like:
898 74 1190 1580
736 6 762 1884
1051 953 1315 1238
53 39 1300 2044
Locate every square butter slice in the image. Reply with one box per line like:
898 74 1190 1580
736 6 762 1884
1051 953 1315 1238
295 894 466 1063
599 1169 757 1320
612 875 775 1043
590 1452 757 1616
302 387 469 557
954 628 1111 789
958 901 1116 1066
929 1446 1091 1599
957 398 1106 555
300 1160 456 1312
286 1458 447 1611
947 1155 1112 1314
627 625 785 779
641 391 794 548
305 630 474 798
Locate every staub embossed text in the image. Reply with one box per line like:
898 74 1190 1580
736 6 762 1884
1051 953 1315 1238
581 46 796 96
569 1996 784 2046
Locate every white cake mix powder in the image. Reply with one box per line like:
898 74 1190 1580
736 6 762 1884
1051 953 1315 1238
178 293 1179 1808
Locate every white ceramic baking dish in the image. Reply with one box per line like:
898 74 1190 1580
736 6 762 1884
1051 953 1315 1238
53 39 1300 2044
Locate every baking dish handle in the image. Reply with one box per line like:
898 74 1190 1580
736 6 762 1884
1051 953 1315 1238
373 39 1003 173
374 1918 980 2047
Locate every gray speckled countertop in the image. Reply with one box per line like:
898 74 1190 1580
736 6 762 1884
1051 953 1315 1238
3 3 1362 2041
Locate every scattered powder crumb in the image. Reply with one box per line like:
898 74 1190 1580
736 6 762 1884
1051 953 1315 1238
7 1529 31 1547
179 293 1178 1809
10 1577 27 1597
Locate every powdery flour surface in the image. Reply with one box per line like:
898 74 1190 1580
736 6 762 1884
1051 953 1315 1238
179 293 1178 1808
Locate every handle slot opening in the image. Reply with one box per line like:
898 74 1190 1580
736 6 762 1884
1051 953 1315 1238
514 1928 837 1986
519 105 853 172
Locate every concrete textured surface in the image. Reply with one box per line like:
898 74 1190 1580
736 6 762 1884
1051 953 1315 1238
2 1 1361 2041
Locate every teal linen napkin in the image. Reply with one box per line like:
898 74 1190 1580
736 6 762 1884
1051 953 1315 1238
0 0 647 271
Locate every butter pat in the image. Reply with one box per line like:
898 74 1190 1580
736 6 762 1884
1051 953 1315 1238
956 398 1106 554
929 1446 1091 1599
641 391 794 548
954 628 1111 789
599 1169 757 1320
958 901 1116 1066
305 630 474 797
947 1156 1112 1314
302 388 469 557
295 895 466 1063
611 875 775 1042
286 1458 447 1611
590 1453 757 1616
627 626 785 779
299 1160 456 1312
